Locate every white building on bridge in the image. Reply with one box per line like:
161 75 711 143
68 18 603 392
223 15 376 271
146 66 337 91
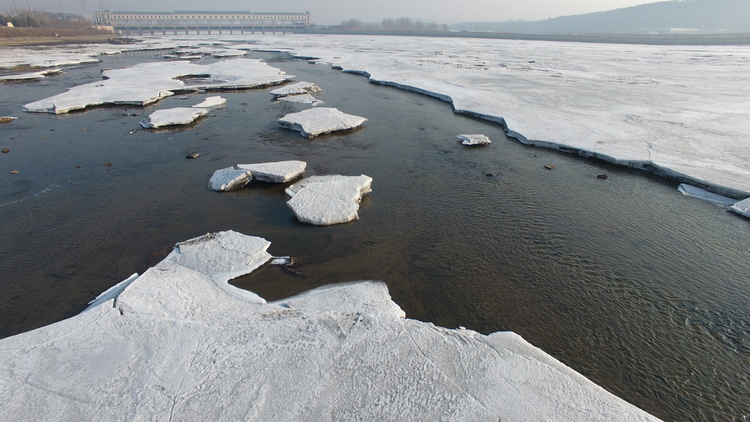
94 11 312 35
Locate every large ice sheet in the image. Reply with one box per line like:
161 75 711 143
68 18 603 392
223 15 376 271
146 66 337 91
0 230 659 421
278 107 367 138
285 175 372 225
23 59 293 114
250 35 750 197
237 160 306 183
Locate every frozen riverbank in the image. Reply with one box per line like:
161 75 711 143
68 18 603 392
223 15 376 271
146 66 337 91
0 231 659 421
240 35 750 199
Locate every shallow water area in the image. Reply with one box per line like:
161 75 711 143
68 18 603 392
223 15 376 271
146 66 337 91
0 49 748 421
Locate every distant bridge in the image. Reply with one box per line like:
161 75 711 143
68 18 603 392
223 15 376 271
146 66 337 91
94 11 311 35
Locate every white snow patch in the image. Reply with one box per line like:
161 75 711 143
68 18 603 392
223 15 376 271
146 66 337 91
0 230 660 421
192 96 227 108
278 107 367 138
140 107 209 128
729 197 750 219
237 160 307 183
208 167 253 191
23 59 292 114
677 184 737 206
285 174 372 225
458 134 492 146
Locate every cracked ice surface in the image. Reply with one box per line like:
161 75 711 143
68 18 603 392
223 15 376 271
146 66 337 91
285 175 372 225
23 59 292 114
0 230 659 421
278 107 367 138
250 35 750 197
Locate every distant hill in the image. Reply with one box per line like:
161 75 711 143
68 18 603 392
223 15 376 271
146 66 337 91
450 0 750 34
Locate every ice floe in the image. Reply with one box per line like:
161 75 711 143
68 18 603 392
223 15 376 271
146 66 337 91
250 35 750 197
0 230 660 421
278 107 367 138
208 167 253 191
140 107 209 128
729 197 750 219
0 116 18 124
192 96 227 108
23 59 292 114
286 174 372 225
271 81 322 97
458 133 492 146
0 68 62 82
237 160 307 183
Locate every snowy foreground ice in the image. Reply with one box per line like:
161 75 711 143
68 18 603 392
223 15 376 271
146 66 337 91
286 175 372 225
278 107 367 137
246 35 750 199
23 59 292 114
0 230 659 421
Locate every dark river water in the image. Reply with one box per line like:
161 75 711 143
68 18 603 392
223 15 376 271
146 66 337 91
0 49 748 421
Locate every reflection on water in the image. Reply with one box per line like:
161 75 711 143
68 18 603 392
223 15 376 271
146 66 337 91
0 51 748 421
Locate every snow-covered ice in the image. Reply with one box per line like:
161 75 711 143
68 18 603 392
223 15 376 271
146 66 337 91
286 175 372 225
23 59 293 114
250 34 750 197
140 107 209 128
208 167 253 191
0 230 660 421
192 95 227 108
237 160 307 183
677 183 737 206
458 133 492 146
0 68 62 82
729 197 750 219
278 107 367 137
277 93 324 105
270 81 322 97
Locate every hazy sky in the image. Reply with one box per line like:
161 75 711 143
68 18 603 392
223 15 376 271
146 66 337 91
16 0 661 24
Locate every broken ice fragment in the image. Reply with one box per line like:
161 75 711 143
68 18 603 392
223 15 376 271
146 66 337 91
285 175 372 225
278 107 367 138
140 107 209 128
729 197 750 219
237 160 306 183
270 81 322 98
192 96 227 108
457 134 491 146
209 167 253 191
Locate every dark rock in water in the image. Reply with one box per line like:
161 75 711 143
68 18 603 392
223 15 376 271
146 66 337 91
103 162 113 167
1 148 9 154
597 174 609 180
544 165 555 170
486 173 496 177
187 153 200 159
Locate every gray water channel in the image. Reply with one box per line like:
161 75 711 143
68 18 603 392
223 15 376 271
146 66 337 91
0 50 748 421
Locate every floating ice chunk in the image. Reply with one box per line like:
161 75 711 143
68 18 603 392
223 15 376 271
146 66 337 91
277 93 324 105
0 68 62 82
270 81 322 98
0 116 18 124
23 59 292 114
677 184 737 206
729 197 750 219
278 107 367 138
458 134 492 146
192 96 227 108
140 107 209 128
285 174 372 225
0 229 660 421
208 167 253 191
237 160 307 183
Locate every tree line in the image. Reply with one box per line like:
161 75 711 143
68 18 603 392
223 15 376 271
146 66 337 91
1 11 91 28
338 17 446 32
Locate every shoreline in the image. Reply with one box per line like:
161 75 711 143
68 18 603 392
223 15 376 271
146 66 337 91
0 27 128 47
